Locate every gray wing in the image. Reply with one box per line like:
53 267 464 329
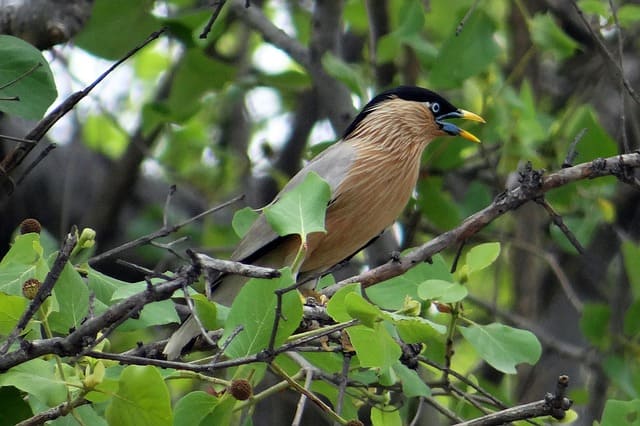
230 141 356 262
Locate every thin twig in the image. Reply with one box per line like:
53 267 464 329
0 229 78 354
16 143 56 184
562 128 587 168
534 197 585 254
569 0 640 105
199 0 227 39
292 367 314 426
456 0 481 35
0 29 166 190
88 195 243 264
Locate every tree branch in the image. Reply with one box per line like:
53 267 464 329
323 152 640 296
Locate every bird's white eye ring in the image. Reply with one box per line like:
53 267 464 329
431 102 440 114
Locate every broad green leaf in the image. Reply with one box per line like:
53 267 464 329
265 172 331 241
580 303 611 349
326 283 360 322
429 11 500 89
106 365 172 426
321 53 365 99
0 35 57 119
74 0 159 59
222 268 302 358
48 263 90 333
619 5 640 28
395 318 447 344
624 300 640 337
530 13 579 60
622 241 640 300
0 233 49 295
417 177 461 229
164 49 236 122
192 294 218 330
577 0 608 16
344 292 383 328
367 255 453 310
347 324 401 369
173 391 218 426
418 279 468 303
371 405 402 426
466 242 501 274
86 267 129 305
599 399 640 426
232 207 259 238
118 299 180 331
603 356 640 399
0 294 27 336
0 386 32 425
459 323 541 374
110 281 179 330
83 114 128 158
392 363 431 397
558 106 617 163
0 359 67 406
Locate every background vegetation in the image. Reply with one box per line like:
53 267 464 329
0 0 640 425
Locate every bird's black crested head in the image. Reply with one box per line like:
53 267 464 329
342 86 460 139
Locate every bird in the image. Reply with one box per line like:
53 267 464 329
164 86 484 359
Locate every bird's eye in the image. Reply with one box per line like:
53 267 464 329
431 102 440 114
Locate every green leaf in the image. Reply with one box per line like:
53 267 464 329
622 241 640 301
0 233 49 296
459 323 542 374
0 35 57 120
392 363 431 397
106 365 172 426
326 283 360 322
530 13 579 60
110 281 179 330
599 399 640 426
578 0 608 16
429 11 500 89
0 359 67 406
0 386 32 425
192 294 218 330
347 324 401 369
164 49 236 122
232 207 259 238
367 255 453 310
86 267 129 305
418 279 468 303
371 405 403 426
580 303 611 349
74 0 159 60
222 268 302 358
344 292 383 328
0 294 27 336
603 356 640 399
466 242 501 274
619 5 640 28
264 172 331 241
48 263 90 333
173 391 218 426
321 53 365 99
624 300 640 337
391 314 447 343
83 114 128 158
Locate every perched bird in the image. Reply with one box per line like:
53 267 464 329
164 86 484 359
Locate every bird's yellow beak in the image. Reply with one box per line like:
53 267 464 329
437 108 485 143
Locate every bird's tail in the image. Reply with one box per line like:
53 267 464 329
163 316 199 360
